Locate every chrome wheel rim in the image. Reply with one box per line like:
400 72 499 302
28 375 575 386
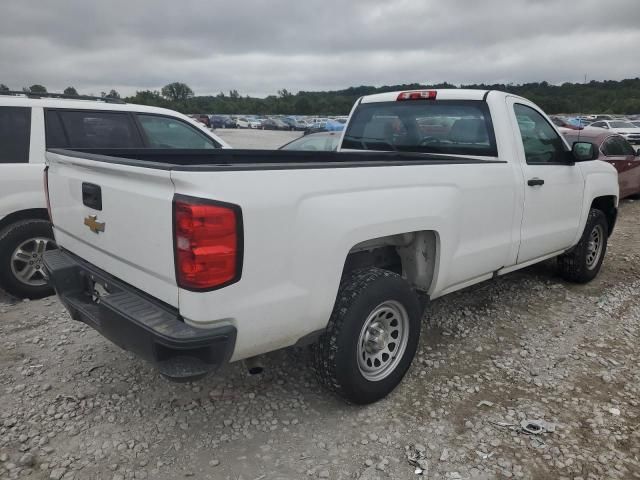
586 224 604 270
10 237 55 287
356 300 410 381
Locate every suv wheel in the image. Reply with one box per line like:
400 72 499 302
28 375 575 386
312 267 421 404
0 219 56 299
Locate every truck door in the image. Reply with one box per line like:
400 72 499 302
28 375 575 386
506 97 584 264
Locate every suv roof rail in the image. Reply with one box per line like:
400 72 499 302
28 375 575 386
0 90 126 104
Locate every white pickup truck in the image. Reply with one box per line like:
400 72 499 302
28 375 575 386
43 89 618 404
0 91 229 299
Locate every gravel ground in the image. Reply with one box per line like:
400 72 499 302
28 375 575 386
1 143 639 479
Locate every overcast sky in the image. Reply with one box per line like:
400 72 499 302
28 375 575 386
1 0 639 97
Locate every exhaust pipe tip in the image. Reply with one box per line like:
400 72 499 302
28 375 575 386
244 356 264 375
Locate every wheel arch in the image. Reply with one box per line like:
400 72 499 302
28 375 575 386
0 209 50 235
342 230 440 294
590 195 617 236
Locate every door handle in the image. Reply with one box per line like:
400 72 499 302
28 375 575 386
527 178 545 187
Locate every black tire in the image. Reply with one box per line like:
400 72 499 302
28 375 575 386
312 267 422 404
0 219 56 299
557 209 608 283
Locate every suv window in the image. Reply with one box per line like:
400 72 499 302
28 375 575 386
137 115 219 149
49 110 143 148
602 136 636 156
0 107 31 163
342 100 497 156
514 104 567 164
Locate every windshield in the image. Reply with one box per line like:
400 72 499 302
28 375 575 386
610 121 635 129
342 100 497 156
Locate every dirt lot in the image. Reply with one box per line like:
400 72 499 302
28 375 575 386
0 134 639 479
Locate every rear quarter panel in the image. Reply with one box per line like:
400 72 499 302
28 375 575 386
171 160 518 361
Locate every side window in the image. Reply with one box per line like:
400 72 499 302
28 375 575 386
514 104 567 164
137 115 219 149
56 110 143 148
0 107 31 163
602 136 635 156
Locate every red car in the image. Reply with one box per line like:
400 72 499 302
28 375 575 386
561 128 640 199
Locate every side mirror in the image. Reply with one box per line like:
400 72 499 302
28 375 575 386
572 141 599 162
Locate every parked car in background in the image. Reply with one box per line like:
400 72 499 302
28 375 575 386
282 117 308 131
248 118 262 129
191 114 211 128
325 119 345 132
551 116 583 130
630 120 640 128
210 115 236 129
305 119 345 135
0 91 228 299
589 120 640 144
561 128 640 198
261 118 290 130
280 131 341 151
236 117 250 128
236 117 260 129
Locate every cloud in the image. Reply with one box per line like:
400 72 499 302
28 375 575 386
0 0 638 96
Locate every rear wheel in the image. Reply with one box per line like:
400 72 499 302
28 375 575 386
312 267 421 404
0 219 56 299
557 209 608 283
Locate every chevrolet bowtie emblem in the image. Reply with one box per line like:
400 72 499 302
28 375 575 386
84 215 106 234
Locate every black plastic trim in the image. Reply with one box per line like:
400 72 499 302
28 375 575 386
172 194 244 292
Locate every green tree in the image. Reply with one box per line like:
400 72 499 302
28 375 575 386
161 82 194 102
0 84 9 92
27 84 47 93
63 86 78 95
106 89 120 99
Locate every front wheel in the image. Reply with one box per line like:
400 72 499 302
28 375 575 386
0 219 56 299
312 267 422 404
557 209 608 283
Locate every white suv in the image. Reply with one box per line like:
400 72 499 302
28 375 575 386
0 91 229 299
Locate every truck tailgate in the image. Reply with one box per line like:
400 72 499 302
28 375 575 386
46 151 178 307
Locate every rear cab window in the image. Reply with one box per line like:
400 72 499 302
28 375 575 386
0 106 31 163
341 100 498 157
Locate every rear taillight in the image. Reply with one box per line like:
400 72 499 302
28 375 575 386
43 166 53 222
173 195 242 291
396 90 437 101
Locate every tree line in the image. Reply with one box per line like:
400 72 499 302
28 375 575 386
2 79 640 115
